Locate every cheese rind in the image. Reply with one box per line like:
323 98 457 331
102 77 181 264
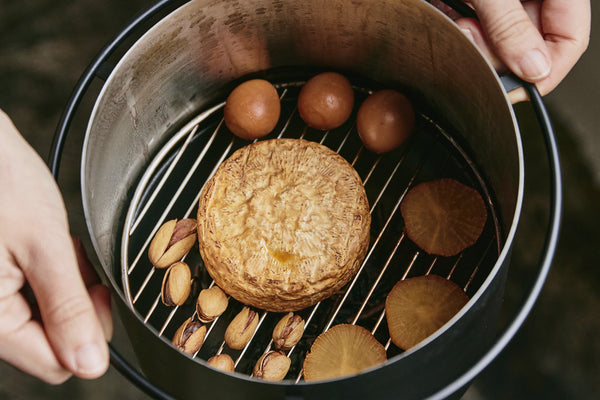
197 138 371 312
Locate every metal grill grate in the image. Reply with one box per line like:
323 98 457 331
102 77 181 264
119 81 501 380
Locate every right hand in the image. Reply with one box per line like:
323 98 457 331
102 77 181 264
434 0 591 97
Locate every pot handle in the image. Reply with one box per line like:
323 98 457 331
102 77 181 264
500 74 531 104
427 1 563 398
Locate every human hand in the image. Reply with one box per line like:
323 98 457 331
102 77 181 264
433 0 591 97
0 110 112 384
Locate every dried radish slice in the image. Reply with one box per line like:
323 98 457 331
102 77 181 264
400 178 487 257
303 324 386 381
385 275 469 350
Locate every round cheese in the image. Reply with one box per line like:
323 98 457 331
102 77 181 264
197 139 370 312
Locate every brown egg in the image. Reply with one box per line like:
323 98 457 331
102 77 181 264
224 79 281 140
297 72 354 130
356 89 415 153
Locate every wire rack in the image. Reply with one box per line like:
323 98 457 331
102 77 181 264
119 81 500 380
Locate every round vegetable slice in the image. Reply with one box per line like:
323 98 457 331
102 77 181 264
385 275 469 350
303 324 386 381
400 178 487 257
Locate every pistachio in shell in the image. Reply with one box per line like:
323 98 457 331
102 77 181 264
253 350 291 381
207 354 235 373
224 306 259 350
148 218 197 268
196 285 229 323
172 316 207 355
161 261 192 306
272 312 305 350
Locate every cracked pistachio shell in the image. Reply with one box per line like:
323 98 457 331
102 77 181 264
224 307 259 350
253 350 291 381
172 317 207 355
272 312 305 351
196 286 229 323
161 261 192 306
207 354 235 373
148 219 197 269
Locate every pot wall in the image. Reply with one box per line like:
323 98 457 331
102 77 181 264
83 0 521 278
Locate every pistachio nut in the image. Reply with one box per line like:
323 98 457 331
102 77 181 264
196 286 229 323
172 316 207 355
161 261 192 306
148 218 197 268
272 312 305 350
224 306 259 350
207 354 235 373
253 350 291 381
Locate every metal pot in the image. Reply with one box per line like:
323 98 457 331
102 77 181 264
50 0 561 399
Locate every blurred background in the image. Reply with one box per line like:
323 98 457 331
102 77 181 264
0 1 598 399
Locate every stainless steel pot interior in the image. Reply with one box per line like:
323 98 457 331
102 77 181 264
81 0 524 398
121 81 502 377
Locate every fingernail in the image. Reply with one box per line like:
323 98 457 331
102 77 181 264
519 49 551 80
74 343 106 376
461 28 474 42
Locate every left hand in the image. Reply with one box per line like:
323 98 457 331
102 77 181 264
0 110 112 384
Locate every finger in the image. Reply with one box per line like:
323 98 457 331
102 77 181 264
72 237 101 287
455 17 507 72
0 248 26 300
71 237 114 341
88 284 113 341
16 230 109 379
430 0 463 20
470 0 551 82
0 293 72 384
534 0 591 94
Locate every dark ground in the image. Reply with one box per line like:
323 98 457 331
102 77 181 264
0 1 598 399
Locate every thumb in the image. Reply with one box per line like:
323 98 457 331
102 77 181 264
18 230 109 379
471 0 551 82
